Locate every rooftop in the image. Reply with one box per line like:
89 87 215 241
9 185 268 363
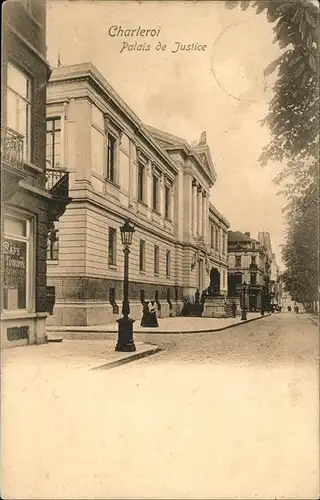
228 231 255 243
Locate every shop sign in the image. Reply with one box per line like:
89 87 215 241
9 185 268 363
3 238 26 289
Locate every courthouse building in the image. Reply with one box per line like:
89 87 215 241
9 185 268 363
46 62 229 326
1 0 70 347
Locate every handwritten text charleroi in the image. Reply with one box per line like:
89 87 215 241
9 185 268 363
108 25 207 54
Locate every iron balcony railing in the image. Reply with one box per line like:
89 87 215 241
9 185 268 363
45 167 69 201
45 167 68 190
1 126 24 169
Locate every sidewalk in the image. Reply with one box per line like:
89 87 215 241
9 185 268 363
2 339 160 371
302 312 319 326
47 312 271 340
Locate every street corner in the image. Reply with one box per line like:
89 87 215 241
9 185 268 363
90 342 161 371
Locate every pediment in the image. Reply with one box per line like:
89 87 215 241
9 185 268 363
193 146 217 184
147 124 217 185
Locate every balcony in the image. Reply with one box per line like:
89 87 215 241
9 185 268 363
249 263 258 271
1 126 26 200
1 126 24 169
45 167 71 221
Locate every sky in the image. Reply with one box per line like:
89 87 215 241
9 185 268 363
46 0 287 268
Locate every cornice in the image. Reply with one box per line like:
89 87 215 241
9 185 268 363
5 22 50 69
49 66 179 176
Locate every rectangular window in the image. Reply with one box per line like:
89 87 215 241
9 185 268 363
6 63 31 161
3 215 32 310
46 118 61 169
251 256 256 265
139 239 145 272
47 221 59 260
235 256 241 267
165 185 171 219
106 133 116 182
138 162 145 202
210 224 214 248
154 245 159 275
166 250 171 277
152 174 159 211
250 273 257 285
91 126 104 176
108 227 117 266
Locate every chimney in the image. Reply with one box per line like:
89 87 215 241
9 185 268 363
245 232 250 237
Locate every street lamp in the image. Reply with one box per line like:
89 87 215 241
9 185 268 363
241 281 247 320
115 219 136 352
260 287 265 315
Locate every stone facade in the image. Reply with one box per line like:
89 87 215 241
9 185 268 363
227 231 270 311
46 63 230 326
1 1 70 347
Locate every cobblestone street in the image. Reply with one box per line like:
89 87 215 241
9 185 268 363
2 313 319 499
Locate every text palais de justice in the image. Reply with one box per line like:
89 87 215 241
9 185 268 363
108 25 207 54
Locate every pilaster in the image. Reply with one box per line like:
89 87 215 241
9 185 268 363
203 193 208 244
192 180 197 238
146 160 152 220
198 186 203 237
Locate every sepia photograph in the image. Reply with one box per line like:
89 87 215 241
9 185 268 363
1 0 319 498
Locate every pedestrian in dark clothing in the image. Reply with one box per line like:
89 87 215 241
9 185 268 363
140 301 150 327
195 289 200 305
231 301 237 318
199 290 206 315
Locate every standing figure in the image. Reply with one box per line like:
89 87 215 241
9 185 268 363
231 301 237 318
195 288 200 305
140 301 150 327
148 300 159 327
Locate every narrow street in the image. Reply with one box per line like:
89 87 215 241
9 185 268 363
2 313 319 499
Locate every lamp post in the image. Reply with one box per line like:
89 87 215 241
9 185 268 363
241 281 247 320
115 219 136 352
260 287 265 315
260 287 265 316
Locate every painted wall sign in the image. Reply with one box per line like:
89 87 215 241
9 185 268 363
3 238 27 289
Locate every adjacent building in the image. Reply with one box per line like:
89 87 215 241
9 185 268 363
258 232 283 308
1 0 70 347
227 231 269 311
228 230 283 311
46 62 230 326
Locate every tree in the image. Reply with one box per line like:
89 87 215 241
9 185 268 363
281 180 318 306
225 0 319 190
225 1 319 309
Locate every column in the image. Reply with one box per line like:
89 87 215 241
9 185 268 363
159 172 165 217
198 187 203 237
192 181 197 238
146 161 152 212
170 182 174 221
129 141 136 205
183 173 193 241
203 193 208 244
